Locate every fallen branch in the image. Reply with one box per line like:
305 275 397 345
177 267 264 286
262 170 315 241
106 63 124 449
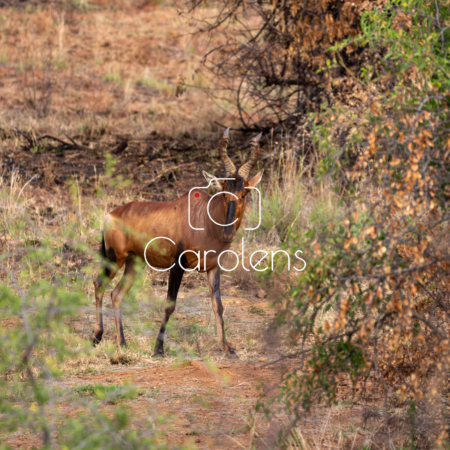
14 130 91 152
110 140 128 155
62 134 91 151
14 128 34 147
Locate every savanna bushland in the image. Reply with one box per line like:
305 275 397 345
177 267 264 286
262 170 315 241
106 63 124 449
1 0 449 448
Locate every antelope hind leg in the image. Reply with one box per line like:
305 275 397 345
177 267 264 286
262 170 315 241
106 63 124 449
110 257 137 347
92 267 120 346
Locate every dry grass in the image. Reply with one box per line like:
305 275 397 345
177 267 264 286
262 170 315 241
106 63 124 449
0 1 233 151
245 143 342 247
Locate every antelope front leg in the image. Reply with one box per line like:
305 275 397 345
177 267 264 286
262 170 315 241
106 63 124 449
207 265 237 358
153 260 185 357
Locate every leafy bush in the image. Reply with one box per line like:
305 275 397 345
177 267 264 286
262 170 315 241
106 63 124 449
267 0 450 446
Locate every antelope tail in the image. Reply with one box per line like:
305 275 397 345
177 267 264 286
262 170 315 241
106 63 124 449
100 234 107 259
100 234 116 277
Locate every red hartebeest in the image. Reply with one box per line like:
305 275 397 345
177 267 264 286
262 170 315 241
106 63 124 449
93 129 263 357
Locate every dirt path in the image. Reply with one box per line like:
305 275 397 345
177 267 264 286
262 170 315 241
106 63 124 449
63 289 284 449
3 276 287 449
62 359 281 449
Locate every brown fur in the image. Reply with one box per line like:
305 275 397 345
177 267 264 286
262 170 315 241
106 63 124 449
92 132 263 357
104 189 242 272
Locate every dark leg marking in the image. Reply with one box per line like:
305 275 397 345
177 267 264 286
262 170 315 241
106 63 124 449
153 248 186 357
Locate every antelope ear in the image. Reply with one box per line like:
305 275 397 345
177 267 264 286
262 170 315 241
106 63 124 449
247 169 264 188
203 171 224 191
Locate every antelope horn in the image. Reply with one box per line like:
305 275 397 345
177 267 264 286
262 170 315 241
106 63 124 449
218 127 236 176
238 132 262 179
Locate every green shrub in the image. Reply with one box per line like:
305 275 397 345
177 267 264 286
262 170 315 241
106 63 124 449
266 0 450 447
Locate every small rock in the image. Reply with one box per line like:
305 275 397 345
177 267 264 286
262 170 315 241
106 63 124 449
257 289 267 299
258 357 267 362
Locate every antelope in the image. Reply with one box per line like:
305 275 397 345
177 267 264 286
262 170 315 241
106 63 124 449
92 129 263 357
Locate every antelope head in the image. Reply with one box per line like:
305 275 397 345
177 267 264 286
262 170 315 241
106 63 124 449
203 128 264 243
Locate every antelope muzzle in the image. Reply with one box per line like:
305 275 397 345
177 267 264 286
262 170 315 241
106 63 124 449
223 201 237 243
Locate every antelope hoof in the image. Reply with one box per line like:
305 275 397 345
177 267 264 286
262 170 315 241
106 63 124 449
224 344 238 359
92 332 103 347
153 347 165 358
